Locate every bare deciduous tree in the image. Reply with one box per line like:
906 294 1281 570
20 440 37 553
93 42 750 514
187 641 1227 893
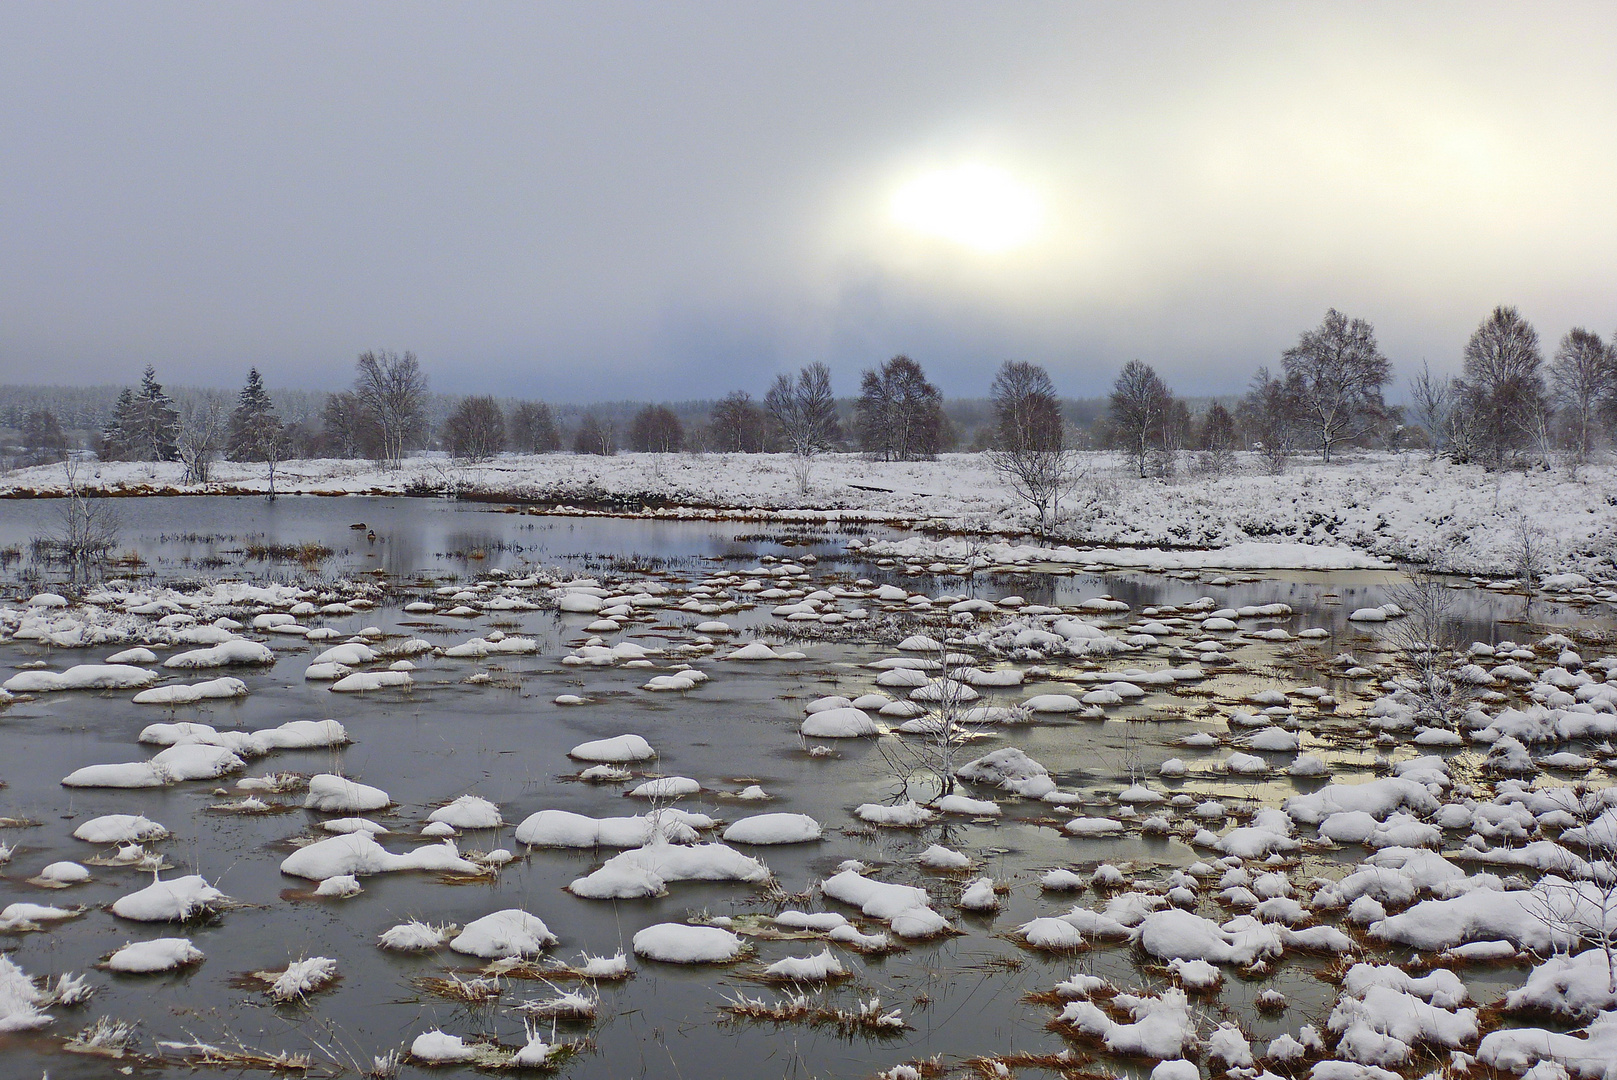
443 396 507 461
707 391 773 452
1160 397 1192 477
1384 567 1467 729
352 350 428 469
1281 308 1391 462
987 441 1080 538
989 361 1063 453
32 458 120 587
1407 361 1451 459
1107 360 1172 478
1549 328 1612 470
176 395 227 485
320 390 378 459
767 362 840 491
1238 367 1305 474
1195 402 1239 475
873 641 997 804
572 412 616 456
767 363 839 454
1453 306 1549 469
986 361 1075 535
507 401 561 454
628 404 684 453
855 356 945 462
1509 512 1550 601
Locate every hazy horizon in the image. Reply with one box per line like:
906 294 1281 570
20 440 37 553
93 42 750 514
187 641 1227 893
4 2 1615 401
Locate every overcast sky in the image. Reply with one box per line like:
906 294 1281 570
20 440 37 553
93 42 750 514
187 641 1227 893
3 2 1616 400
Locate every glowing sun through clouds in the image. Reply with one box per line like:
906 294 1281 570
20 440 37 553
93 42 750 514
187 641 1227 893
889 164 1044 252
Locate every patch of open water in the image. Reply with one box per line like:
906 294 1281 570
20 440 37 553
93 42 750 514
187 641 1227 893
0 497 1608 1078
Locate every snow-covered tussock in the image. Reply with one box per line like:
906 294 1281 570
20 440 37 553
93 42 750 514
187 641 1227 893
568 842 770 899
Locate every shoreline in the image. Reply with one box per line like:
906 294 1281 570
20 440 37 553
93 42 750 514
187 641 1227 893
1 450 1613 582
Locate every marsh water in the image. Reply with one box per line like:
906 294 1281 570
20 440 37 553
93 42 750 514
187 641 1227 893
0 497 1601 1079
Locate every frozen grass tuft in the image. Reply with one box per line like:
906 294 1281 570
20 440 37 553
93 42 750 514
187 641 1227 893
65 1015 138 1057
721 990 910 1033
413 973 503 1005
45 971 95 1006
514 987 598 1019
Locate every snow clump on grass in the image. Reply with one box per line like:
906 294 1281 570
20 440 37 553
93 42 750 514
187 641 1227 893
379 921 456 952
4 664 158 693
265 957 339 1002
822 869 949 939
800 707 878 737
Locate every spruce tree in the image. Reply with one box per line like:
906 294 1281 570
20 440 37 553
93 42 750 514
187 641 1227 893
126 365 179 461
227 368 282 461
101 388 137 460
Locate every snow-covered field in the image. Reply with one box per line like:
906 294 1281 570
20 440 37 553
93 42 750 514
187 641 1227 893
3 450 1615 578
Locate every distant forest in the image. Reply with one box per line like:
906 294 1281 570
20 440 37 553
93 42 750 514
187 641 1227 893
0 379 1141 456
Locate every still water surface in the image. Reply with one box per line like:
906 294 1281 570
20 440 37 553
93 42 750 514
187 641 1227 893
0 497 1593 1078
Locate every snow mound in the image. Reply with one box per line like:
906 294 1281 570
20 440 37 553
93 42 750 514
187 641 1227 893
73 814 168 844
633 923 744 963
568 842 770 899
723 813 823 844
268 957 339 1002
800 707 878 737
304 774 390 812
514 809 703 848
450 909 558 958
380 921 454 951
105 937 204 973
411 1030 475 1063
4 664 158 692
823 869 948 938
132 677 248 704
164 640 275 668
111 874 226 921
279 833 478 880
764 948 845 981
428 795 503 830
569 734 655 762
329 670 413 692
1058 987 1196 1058
956 747 1055 797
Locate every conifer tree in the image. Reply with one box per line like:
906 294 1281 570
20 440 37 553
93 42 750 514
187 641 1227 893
124 365 179 461
227 368 283 461
101 388 137 460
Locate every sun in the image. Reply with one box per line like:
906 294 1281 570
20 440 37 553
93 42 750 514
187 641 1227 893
889 164 1043 252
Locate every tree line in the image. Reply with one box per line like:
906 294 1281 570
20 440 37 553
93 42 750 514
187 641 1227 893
11 304 1617 480
44 352 972 473
1104 306 1617 477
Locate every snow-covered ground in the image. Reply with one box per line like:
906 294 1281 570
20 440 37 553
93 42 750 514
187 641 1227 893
4 450 1614 578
